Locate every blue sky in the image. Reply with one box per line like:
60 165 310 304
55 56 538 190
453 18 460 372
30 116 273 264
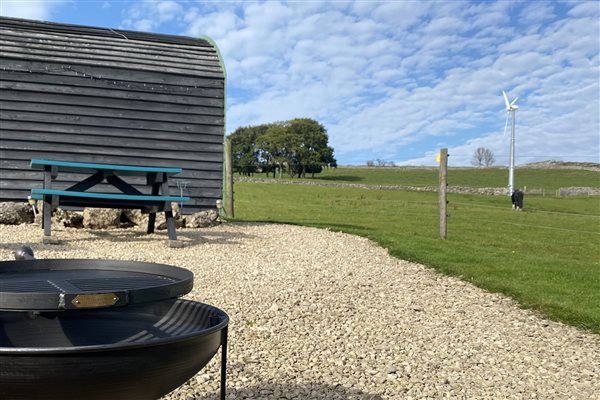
1 1 599 166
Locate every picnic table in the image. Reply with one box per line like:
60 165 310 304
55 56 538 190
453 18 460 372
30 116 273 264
30 159 189 246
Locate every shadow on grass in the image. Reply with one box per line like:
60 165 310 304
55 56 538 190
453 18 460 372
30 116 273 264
191 382 384 400
314 175 364 182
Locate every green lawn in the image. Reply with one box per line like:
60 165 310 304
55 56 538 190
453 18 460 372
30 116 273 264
250 166 600 191
234 182 600 333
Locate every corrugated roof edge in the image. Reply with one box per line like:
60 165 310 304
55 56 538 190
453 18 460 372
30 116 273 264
0 16 212 49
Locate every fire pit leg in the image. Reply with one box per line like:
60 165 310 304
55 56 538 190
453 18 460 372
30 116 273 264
220 325 228 400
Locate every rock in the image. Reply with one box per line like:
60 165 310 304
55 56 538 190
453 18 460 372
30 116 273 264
83 208 122 229
122 209 145 227
187 209 219 228
34 202 83 228
123 203 184 231
0 202 34 224
156 217 186 231
54 208 84 228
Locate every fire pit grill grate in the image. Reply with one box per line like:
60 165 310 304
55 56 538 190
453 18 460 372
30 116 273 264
0 259 193 311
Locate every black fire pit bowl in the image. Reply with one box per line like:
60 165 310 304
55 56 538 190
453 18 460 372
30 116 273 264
0 299 229 400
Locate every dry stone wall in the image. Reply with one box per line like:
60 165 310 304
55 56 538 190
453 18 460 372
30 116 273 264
236 177 599 197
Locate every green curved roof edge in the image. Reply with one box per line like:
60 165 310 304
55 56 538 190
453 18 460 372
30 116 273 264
199 35 227 80
199 35 228 208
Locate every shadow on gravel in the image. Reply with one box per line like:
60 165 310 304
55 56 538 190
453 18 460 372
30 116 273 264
189 382 384 400
179 228 257 246
24 223 261 247
0 241 40 254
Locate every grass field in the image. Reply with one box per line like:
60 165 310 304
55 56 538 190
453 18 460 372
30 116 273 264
252 166 600 191
233 171 600 333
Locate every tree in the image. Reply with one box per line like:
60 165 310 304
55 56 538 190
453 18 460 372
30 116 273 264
472 147 495 167
256 124 292 178
229 118 337 178
286 118 336 178
230 124 270 175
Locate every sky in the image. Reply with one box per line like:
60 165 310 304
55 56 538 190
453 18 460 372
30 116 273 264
1 1 599 166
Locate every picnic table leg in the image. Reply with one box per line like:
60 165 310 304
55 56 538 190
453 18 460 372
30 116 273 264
160 176 183 246
147 213 156 234
43 195 52 237
147 181 160 234
164 207 177 240
41 168 59 244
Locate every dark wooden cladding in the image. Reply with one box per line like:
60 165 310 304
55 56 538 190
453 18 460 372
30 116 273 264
1 31 217 59
3 132 223 152
1 101 224 125
2 59 224 86
1 90 223 116
2 140 222 162
3 67 225 93
0 17 226 213
1 121 224 143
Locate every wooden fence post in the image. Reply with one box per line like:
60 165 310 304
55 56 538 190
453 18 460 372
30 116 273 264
439 148 448 240
224 137 234 218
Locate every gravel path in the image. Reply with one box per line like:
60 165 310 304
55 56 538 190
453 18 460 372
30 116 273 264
1 223 598 399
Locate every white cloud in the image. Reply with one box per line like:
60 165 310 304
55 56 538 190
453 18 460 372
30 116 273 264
121 0 183 31
567 1 600 18
518 1 556 25
185 8 241 39
118 0 599 166
0 0 66 20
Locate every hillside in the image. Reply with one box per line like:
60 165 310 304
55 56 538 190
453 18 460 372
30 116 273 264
522 160 600 172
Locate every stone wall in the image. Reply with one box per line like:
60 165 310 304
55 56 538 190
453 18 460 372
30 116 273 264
235 177 600 197
556 187 600 197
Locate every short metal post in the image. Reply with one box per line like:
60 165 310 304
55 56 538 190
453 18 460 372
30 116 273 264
220 325 228 400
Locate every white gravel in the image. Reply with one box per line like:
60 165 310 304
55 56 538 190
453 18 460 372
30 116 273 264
1 223 598 399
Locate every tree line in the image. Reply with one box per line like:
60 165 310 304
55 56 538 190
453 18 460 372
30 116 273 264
229 118 337 178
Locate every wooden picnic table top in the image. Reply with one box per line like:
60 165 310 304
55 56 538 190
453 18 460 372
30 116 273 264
30 159 183 175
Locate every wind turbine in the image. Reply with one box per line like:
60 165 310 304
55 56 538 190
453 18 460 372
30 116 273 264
503 90 518 195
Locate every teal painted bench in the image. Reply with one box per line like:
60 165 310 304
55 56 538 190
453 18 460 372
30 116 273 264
30 159 190 245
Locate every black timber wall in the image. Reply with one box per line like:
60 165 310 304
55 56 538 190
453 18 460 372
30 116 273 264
0 17 225 213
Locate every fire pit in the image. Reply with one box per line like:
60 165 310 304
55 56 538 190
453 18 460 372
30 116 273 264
0 248 229 400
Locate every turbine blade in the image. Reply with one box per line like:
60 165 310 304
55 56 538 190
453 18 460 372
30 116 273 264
510 96 519 106
502 91 510 107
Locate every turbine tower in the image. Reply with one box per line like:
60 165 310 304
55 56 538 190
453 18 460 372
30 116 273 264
503 90 518 195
